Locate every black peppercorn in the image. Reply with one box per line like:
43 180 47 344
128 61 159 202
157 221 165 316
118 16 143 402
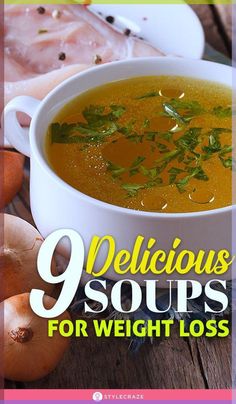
37 7 45 15
124 28 131 36
106 16 115 24
58 52 66 61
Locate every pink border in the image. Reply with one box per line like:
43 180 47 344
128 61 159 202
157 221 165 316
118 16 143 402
4 389 233 401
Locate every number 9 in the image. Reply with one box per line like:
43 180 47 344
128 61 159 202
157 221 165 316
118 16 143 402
30 229 84 318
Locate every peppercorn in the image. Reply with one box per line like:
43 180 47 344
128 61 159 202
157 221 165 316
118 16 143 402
124 28 131 36
37 7 45 15
58 52 66 61
106 16 115 24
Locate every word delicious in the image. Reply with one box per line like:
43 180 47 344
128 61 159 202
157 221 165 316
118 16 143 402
29 230 233 318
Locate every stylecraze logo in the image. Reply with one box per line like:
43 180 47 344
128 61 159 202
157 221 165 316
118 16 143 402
93 392 103 401
92 392 145 400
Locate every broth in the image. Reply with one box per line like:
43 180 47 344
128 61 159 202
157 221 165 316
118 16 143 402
46 76 232 213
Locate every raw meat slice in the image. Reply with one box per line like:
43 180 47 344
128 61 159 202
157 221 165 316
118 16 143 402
4 4 163 104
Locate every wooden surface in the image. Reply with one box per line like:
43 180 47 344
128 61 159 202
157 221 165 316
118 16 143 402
5 318 232 389
192 4 232 57
5 4 232 390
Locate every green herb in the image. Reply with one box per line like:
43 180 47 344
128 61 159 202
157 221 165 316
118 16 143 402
135 91 160 100
182 155 195 163
51 123 88 144
163 103 187 124
140 165 160 180
176 166 208 193
147 178 163 186
82 104 125 122
218 144 234 169
219 156 232 169
175 128 202 151
160 132 174 141
131 156 146 167
76 121 118 137
126 133 144 143
201 128 231 158
145 132 157 141
155 149 181 165
107 161 126 178
143 118 150 128
51 104 126 144
168 167 184 184
122 176 164 197
209 127 231 135
118 120 135 136
38 29 48 34
169 99 204 116
219 145 232 156
202 132 221 154
162 99 205 124
122 183 145 196
176 176 191 193
107 156 146 179
129 156 146 176
212 106 232 118
191 166 209 181
156 143 170 154
51 96 232 199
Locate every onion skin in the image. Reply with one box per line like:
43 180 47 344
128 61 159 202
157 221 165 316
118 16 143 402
1 150 25 208
1 214 57 301
1 293 71 382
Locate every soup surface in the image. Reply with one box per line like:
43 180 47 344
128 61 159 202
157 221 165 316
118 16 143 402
46 76 232 213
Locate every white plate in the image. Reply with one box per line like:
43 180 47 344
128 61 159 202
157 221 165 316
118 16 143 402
89 4 205 59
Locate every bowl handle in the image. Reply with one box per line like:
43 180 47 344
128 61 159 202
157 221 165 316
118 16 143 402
2 96 41 157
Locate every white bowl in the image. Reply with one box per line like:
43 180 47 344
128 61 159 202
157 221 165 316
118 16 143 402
3 57 234 286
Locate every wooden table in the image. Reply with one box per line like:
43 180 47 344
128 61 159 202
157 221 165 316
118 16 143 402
192 4 232 58
5 4 232 390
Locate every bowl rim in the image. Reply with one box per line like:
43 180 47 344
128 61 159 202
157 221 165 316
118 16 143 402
30 56 234 219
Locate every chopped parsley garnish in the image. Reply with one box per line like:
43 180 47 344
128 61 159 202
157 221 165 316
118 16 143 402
51 104 126 144
163 102 187 124
131 156 146 167
219 156 232 168
168 167 184 184
135 91 160 100
168 99 204 117
51 96 232 197
176 167 209 193
122 183 145 197
212 106 232 118
175 127 202 151
107 161 126 178
38 29 48 34
107 156 146 179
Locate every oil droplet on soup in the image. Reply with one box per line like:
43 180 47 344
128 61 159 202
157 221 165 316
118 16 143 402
46 76 232 213
189 188 215 205
159 88 185 99
141 193 167 211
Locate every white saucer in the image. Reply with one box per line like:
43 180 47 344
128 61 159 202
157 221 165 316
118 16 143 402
89 3 205 59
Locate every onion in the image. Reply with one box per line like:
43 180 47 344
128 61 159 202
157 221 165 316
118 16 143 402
1 150 25 208
0 214 57 301
2 293 70 381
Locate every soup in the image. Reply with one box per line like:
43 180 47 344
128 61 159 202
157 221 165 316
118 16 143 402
46 76 232 213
